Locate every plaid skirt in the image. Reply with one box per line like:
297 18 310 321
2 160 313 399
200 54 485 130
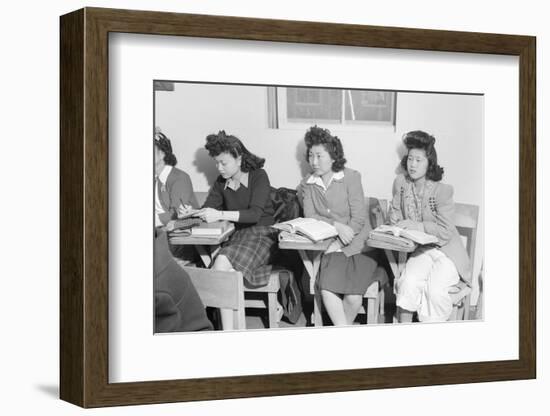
216 225 278 287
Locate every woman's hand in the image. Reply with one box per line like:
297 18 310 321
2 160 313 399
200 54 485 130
165 220 176 232
397 219 424 232
194 208 222 223
325 239 342 254
333 221 355 245
177 203 194 218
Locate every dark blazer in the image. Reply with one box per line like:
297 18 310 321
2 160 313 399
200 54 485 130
154 229 212 332
157 167 199 225
389 174 471 283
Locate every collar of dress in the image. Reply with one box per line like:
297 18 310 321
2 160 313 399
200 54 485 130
157 165 172 185
306 170 345 191
224 171 249 191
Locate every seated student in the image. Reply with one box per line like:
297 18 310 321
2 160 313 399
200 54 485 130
154 132 199 262
195 131 278 328
300 126 384 326
154 228 213 332
389 130 470 323
154 131 199 226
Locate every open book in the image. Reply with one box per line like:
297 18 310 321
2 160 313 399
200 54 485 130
371 224 438 245
272 217 338 243
278 230 314 243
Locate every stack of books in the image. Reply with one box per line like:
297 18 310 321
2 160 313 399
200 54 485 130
170 218 202 232
191 220 234 237
169 220 234 243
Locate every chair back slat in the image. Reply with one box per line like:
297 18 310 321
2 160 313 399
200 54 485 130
365 197 387 228
454 203 479 278
182 266 246 330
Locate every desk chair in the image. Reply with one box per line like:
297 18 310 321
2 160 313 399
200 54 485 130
183 266 246 330
448 203 480 321
242 271 282 328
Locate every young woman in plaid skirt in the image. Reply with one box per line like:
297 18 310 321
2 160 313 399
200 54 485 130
196 131 278 329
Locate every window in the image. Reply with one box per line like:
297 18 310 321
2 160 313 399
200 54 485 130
268 86 396 130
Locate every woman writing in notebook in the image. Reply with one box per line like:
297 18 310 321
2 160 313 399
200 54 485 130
389 130 470 322
300 126 383 326
196 131 278 329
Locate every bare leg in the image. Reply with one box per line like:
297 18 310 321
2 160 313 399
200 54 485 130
212 255 236 330
398 306 414 323
321 290 347 326
343 294 363 325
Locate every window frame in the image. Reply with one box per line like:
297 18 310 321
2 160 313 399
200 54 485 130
270 86 397 131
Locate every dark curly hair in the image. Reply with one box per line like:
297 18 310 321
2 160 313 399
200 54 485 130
154 132 177 166
304 125 346 172
400 130 444 182
204 130 265 172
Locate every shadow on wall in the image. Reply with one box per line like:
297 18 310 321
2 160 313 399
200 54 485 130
394 141 407 176
193 148 219 188
295 139 311 181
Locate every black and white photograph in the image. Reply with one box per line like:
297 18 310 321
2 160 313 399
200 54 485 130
3 0 545 412
153 81 484 332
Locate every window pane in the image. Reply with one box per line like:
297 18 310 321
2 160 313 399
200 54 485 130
345 90 394 122
286 88 341 121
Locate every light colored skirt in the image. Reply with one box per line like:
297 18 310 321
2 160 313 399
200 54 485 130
395 246 459 322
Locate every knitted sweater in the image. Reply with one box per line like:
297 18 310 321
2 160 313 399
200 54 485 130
202 168 275 227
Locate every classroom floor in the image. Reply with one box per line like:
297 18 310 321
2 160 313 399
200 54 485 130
243 303 478 330
205 285 479 331
243 300 392 330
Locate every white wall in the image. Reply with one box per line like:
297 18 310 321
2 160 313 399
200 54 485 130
1 1 546 416
156 85 483 202
156 85 484 296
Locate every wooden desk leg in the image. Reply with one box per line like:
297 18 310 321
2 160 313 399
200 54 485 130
195 245 212 268
385 249 408 324
397 251 407 275
210 245 221 260
298 250 323 326
384 249 399 280
298 250 314 293
311 253 323 326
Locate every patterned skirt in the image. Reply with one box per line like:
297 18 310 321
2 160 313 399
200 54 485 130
216 225 278 287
